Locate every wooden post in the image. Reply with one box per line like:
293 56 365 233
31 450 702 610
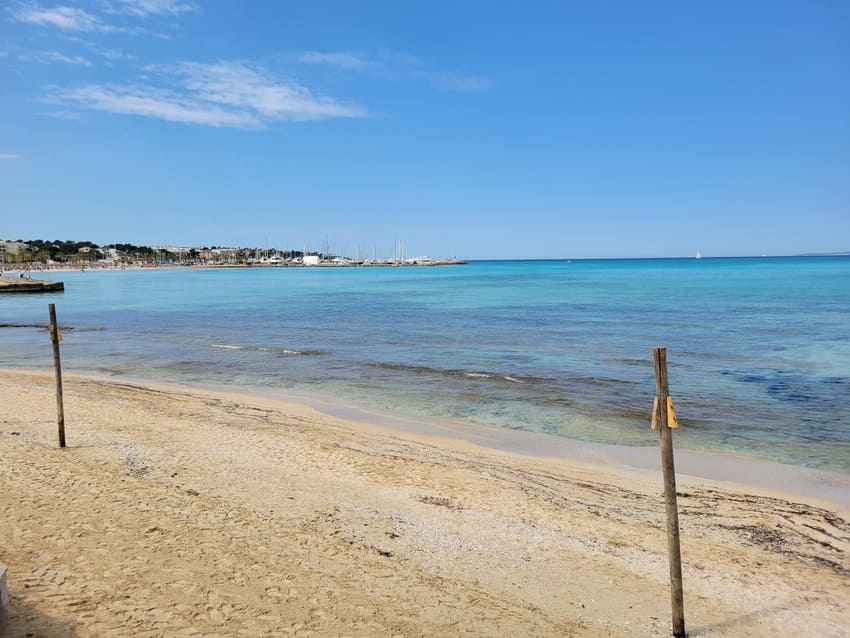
48 303 66 448
653 346 685 637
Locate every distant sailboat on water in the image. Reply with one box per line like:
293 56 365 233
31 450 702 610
695 250 702 260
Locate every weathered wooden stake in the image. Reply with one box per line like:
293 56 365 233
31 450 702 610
48 303 66 448
653 346 685 637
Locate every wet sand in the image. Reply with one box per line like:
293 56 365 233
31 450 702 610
1 370 848 637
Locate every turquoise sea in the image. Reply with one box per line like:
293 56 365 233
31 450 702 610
1 257 849 473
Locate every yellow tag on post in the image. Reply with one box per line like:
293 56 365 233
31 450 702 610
666 396 679 428
651 396 679 429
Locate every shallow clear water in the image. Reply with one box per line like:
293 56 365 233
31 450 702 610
2 257 848 473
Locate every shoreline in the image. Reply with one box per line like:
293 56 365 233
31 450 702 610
1 369 848 636
256 385 850 513
211 377 850 513
5 366 850 513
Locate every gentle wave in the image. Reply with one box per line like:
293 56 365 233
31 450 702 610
369 361 551 386
366 361 641 397
211 343 320 356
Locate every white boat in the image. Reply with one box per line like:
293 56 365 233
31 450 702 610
695 251 702 260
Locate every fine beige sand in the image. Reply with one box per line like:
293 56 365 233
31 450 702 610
1 370 848 637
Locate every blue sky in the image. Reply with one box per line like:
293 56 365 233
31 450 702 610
1 1 848 259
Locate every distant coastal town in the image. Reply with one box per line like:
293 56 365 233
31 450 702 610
0 239 465 270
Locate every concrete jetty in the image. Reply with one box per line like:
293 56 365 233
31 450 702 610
0 562 7 606
0 277 64 293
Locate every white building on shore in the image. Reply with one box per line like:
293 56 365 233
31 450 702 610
0 240 28 255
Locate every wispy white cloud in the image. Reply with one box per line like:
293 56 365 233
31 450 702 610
110 0 198 17
61 35 139 62
171 62 367 121
46 61 368 128
47 84 263 128
298 51 380 72
2 43 94 66
11 4 104 32
0 154 22 160
84 44 137 62
41 50 93 66
299 50 419 72
298 50 491 92
9 1 194 37
25 49 94 66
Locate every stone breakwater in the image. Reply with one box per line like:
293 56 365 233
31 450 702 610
0 277 64 293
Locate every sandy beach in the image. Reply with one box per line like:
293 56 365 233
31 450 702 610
1 370 848 637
